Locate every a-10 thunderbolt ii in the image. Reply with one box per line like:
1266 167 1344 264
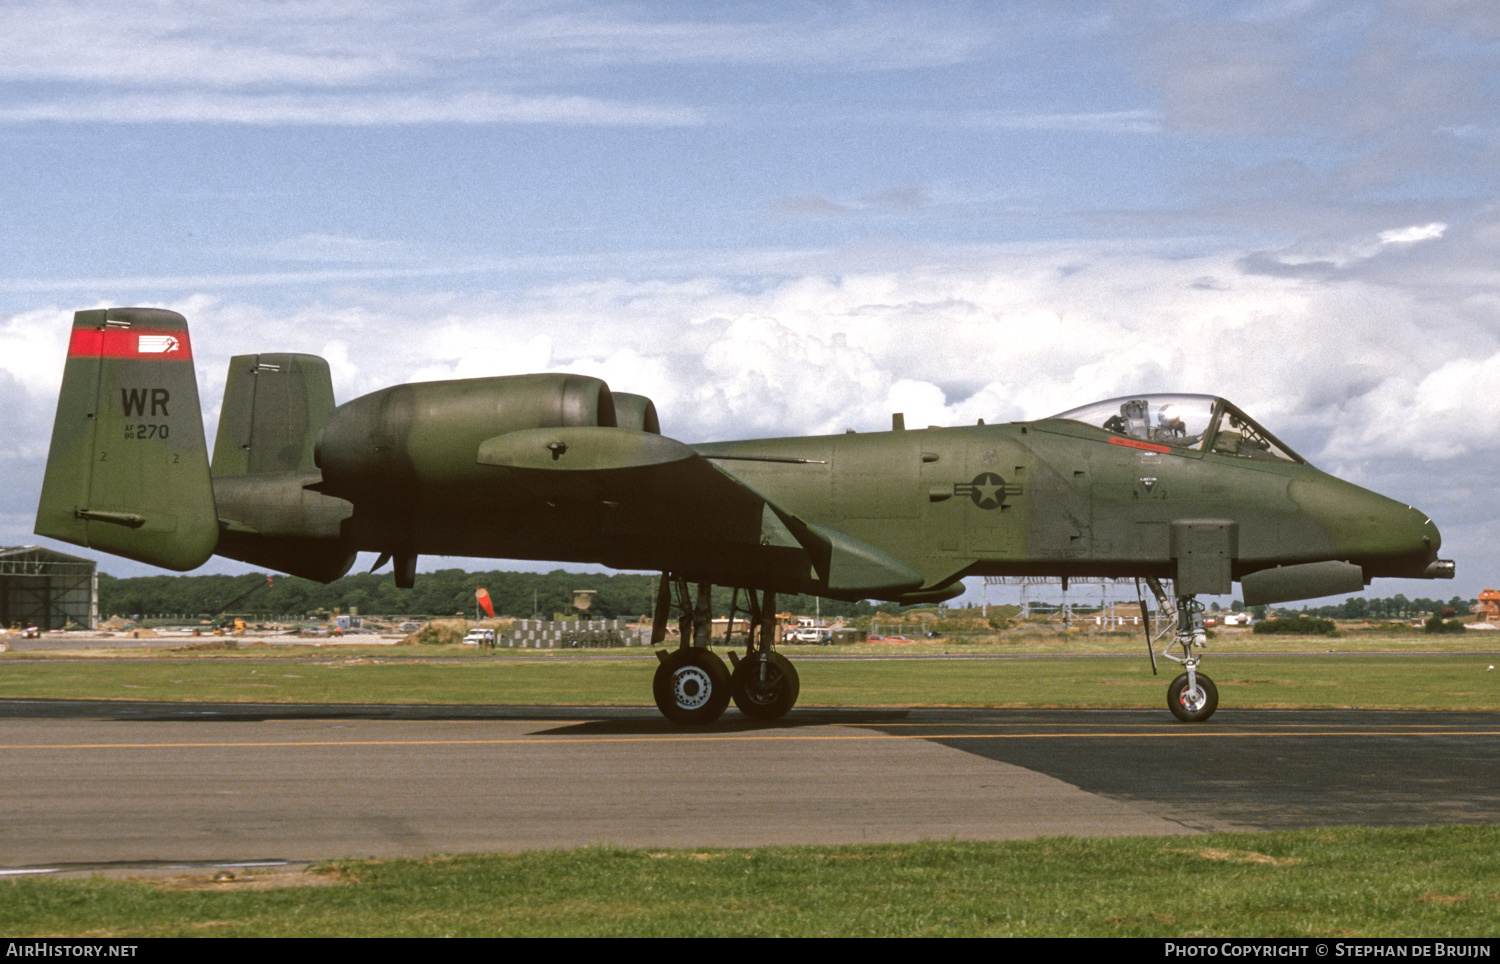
36 308 1455 724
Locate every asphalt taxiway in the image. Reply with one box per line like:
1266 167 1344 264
3 701 1497 873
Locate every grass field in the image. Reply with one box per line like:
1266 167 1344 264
12 626 1500 657
4 827 1499 937
4 634 1497 937
2 645 1497 711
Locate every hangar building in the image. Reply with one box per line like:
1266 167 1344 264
0 546 97 631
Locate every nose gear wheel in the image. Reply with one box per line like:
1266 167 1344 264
1168 672 1218 722
1138 577 1220 723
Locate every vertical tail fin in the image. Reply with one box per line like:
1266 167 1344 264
211 352 335 476
34 307 218 571
206 350 355 583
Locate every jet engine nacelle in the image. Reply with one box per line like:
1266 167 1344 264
314 373 659 491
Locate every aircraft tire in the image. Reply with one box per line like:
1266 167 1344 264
653 648 731 725
730 652 800 720
1167 672 1218 723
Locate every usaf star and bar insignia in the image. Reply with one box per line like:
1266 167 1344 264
954 472 1024 510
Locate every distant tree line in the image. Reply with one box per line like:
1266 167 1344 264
1254 616 1338 636
1289 595 1475 620
97 569 879 622
1211 596 1477 621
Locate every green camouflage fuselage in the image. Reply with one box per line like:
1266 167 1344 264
37 308 1446 606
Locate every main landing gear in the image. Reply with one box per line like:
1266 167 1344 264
1138 577 1218 723
650 575 800 725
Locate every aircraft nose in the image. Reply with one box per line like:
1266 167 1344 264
1288 476 1440 577
1418 511 1442 554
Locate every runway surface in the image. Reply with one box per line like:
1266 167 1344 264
2 700 1498 872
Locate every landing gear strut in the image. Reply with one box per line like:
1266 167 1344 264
1138 577 1218 723
649 576 800 724
727 588 800 720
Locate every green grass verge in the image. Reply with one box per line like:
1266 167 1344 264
4 827 1498 937
1 653 1497 710
11 627 1498 657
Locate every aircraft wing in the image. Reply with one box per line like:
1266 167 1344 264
474 426 924 597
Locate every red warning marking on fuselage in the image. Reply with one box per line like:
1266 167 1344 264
1107 436 1172 454
68 327 193 360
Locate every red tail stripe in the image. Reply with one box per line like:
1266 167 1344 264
68 327 194 360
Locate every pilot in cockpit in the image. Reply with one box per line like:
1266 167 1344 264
1156 405 1186 438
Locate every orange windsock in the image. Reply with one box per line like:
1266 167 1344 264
476 587 494 618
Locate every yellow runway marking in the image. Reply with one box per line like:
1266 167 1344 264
2 727 1498 750
864 725 1482 731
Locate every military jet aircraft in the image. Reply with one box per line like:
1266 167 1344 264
36 308 1454 724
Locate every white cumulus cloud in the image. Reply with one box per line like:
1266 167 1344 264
1379 222 1447 246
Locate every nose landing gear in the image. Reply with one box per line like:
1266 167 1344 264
1140 577 1218 723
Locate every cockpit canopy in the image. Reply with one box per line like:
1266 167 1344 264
1050 394 1303 463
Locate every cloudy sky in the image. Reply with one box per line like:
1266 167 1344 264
1 0 1495 606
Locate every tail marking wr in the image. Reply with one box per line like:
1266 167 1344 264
121 388 171 417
